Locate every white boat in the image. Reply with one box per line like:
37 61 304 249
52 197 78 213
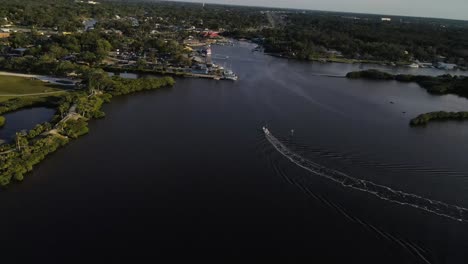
222 69 238 81
408 63 419 68
263 127 270 135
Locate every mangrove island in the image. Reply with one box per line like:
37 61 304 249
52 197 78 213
410 111 468 126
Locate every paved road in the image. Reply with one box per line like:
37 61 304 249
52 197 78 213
0 71 39 78
0 91 65 97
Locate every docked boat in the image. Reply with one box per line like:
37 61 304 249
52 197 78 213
222 69 238 81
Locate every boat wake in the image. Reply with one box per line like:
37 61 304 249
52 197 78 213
263 127 468 222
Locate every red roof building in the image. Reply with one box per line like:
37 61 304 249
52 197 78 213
202 31 219 38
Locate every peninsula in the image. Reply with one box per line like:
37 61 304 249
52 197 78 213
0 70 174 186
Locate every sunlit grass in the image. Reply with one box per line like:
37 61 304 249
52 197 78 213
0 76 66 102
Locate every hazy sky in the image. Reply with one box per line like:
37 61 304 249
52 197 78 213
176 0 468 20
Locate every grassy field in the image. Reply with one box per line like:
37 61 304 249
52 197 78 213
0 76 66 102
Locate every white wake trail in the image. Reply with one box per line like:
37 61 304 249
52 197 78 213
263 128 468 222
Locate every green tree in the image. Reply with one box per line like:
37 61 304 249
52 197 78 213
96 39 112 61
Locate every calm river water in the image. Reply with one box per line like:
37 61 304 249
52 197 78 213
1 42 468 263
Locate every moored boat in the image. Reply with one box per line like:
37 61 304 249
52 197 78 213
222 69 238 81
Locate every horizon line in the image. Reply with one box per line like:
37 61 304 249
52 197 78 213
165 0 468 22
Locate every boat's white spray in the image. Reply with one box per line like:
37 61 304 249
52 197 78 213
263 127 468 222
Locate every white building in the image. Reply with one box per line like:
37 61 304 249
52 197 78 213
381 18 392 22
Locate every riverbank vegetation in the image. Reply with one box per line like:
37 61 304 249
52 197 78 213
410 112 468 126
0 116 4 127
346 69 394 80
0 133 69 184
0 74 175 186
0 96 63 115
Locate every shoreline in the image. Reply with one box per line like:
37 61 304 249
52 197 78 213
229 39 468 74
0 76 176 186
263 52 467 70
264 52 396 66
102 66 233 81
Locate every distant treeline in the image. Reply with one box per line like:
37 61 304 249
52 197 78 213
346 69 468 97
227 11 468 65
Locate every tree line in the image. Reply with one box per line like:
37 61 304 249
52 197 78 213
410 111 468 126
347 69 468 97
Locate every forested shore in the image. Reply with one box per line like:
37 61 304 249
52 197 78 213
0 72 175 186
346 69 468 97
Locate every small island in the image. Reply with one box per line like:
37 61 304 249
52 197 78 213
410 111 468 126
346 69 468 97
347 70 468 127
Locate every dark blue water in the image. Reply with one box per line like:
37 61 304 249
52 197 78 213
0 107 55 142
1 42 468 263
